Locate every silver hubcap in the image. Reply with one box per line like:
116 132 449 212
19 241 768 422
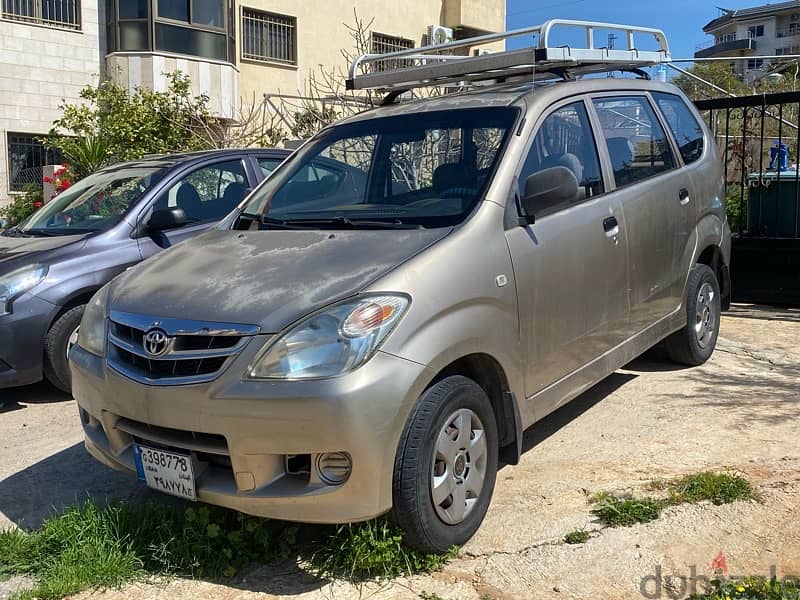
67 326 79 361
430 408 487 525
695 282 716 349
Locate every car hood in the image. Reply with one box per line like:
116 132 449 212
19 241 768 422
110 227 451 332
0 233 87 269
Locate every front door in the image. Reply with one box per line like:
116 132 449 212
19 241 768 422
137 158 250 260
590 95 691 335
505 99 629 405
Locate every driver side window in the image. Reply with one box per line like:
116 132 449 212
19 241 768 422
154 159 248 223
519 101 604 214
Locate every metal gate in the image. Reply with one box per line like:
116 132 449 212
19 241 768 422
695 91 800 305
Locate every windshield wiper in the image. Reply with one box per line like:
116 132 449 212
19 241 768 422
20 229 61 237
259 215 317 230
1 227 30 238
282 217 423 230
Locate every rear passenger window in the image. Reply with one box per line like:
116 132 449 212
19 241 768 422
518 101 604 213
652 92 705 164
592 96 676 188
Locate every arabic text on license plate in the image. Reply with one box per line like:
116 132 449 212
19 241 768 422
134 445 196 501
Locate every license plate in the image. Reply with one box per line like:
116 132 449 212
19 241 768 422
134 444 196 501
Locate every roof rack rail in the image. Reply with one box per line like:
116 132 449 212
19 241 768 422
347 19 671 93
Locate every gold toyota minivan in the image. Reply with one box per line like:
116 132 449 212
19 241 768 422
70 21 730 552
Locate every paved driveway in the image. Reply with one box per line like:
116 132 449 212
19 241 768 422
1 305 798 599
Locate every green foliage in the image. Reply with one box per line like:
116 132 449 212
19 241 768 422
672 63 746 101
47 71 213 174
563 529 590 544
691 577 800 599
591 493 666 527
0 501 296 600
0 502 455 599
592 472 758 528
309 519 456 580
291 105 339 139
0 184 43 228
668 471 758 505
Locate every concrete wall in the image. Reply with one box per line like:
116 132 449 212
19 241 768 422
235 0 505 109
0 4 102 208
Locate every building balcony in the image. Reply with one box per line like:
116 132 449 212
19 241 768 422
106 52 239 119
442 0 504 35
695 37 756 59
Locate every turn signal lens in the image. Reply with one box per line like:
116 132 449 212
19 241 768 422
341 299 401 337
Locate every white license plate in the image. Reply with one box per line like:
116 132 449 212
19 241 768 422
134 444 196 501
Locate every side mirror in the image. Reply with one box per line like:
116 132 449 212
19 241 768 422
521 166 579 223
148 207 189 232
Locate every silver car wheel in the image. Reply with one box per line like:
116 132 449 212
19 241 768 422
67 326 80 362
430 408 488 525
694 282 716 349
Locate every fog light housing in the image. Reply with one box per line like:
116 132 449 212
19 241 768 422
315 452 352 485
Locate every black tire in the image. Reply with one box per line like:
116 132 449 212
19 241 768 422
391 375 498 553
665 264 721 366
44 304 85 394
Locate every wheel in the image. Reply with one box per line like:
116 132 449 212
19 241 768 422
44 304 85 394
665 264 721 366
391 375 498 553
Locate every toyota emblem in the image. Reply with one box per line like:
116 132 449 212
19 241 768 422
143 328 172 358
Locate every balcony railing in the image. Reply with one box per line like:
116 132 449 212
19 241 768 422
1 0 80 30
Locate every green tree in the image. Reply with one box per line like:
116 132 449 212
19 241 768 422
47 71 213 177
672 62 746 101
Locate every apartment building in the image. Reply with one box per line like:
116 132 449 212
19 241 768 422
695 1 800 80
0 0 504 208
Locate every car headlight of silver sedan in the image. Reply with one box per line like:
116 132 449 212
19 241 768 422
0 264 48 316
77 284 110 357
247 294 410 380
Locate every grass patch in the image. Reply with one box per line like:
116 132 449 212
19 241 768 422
0 501 452 600
310 519 456 580
563 529 590 545
591 493 666 527
669 471 758 505
691 577 800 599
592 472 758 528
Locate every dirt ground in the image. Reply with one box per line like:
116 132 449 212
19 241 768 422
1 304 799 600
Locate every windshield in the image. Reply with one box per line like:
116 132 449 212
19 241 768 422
19 165 167 235
236 107 517 229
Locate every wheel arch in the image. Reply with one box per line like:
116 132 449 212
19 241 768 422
429 353 523 465
696 244 731 310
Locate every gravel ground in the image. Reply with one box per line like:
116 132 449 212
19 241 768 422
1 304 798 600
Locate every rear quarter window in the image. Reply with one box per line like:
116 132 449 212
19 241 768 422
652 92 705 165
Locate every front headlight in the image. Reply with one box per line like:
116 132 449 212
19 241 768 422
77 285 110 357
247 294 410 380
0 264 48 316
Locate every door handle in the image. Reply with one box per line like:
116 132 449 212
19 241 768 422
679 188 690 205
603 216 619 238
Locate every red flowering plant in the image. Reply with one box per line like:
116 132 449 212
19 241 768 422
43 163 73 196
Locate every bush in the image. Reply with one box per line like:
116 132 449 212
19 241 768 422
0 184 44 228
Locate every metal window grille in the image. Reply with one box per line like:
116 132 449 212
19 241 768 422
241 8 296 65
7 133 63 192
370 32 414 72
2 0 80 30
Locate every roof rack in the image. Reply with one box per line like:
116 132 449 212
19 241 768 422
346 19 671 93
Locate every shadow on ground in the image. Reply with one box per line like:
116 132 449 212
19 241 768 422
1 381 71 412
0 442 139 530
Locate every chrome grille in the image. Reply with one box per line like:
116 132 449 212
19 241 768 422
106 311 259 386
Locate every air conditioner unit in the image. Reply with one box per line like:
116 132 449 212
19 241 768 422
427 25 454 46
473 48 496 56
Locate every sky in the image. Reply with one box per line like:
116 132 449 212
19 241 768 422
505 0 773 62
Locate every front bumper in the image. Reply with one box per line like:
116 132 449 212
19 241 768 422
0 292 59 388
70 341 432 523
